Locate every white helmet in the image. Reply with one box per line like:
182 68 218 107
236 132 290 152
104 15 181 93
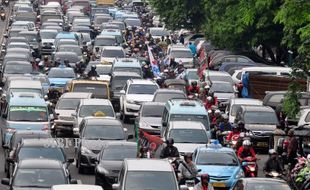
269 149 277 155
204 85 210 89
222 114 229 120
215 109 221 114
243 140 251 146
239 132 245 138
207 96 212 101
207 110 212 114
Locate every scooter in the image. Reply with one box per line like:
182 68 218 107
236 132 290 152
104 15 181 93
241 156 258 177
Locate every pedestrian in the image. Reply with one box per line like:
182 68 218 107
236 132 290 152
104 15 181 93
287 129 298 170
188 42 197 56
179 34 185 44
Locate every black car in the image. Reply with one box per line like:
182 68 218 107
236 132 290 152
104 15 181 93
3 130 51 177
95 142 137 190
231 178 291 190
1 159 77 190
7 138 74 178
76 117 133 174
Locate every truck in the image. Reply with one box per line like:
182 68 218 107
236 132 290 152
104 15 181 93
96 0 115 6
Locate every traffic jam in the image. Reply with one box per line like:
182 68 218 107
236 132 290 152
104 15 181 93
0 0 309 189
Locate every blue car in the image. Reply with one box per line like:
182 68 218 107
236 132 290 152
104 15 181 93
48 66 76 92
193 141 244 189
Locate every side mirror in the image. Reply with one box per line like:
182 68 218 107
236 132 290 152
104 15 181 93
123 128 128 132
67 158 74 163
115 113 121 119
120 90 125 94
162 121 167 127
1 178 9 185
2 113 7 119
112 184 120 190
127 134 134 140
70 179 78 184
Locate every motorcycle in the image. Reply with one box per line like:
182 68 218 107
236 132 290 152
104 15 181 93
0 12 5 21
241 156 258 177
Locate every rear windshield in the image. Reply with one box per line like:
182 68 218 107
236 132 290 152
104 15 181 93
72 83 108 98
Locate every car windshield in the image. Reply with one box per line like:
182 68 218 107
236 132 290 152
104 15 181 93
125 19 141 26
18 147 65 162
48 69 75 78
150 29 169 36
154 93 186 102
128 84 158 94
171 50 193 58
58 46 82 56
83 125 125 140
72 83 108 98
79 105 114 117
170 114 210 130
125 171 178 190
188 71 199 80
12 134 50 148
101 147 136 161
114 67 141 75
5 65 32 74
196 152 239 166
142 105 164 117
209 76 233 84
13 168 66 187
21 35 39 43
169 129 208 144
95 66 111 74
248 183 291 190
40 31 57 39
211 83 234 93
101 49 125 58
111 76 141 90
244 111 278 124
10 88 42 95
95 38 116 46
9 106 48 122
56 98 80 110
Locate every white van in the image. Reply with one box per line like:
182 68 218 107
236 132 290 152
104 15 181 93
232 66 292 84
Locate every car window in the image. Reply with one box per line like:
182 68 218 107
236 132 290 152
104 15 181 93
305 112 310 122
237 57 250 62
79 105 114 117
268 94 284 104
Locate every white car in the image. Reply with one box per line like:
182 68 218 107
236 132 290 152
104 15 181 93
161 121 209 155
167 44 194 68
72 98 116 135
298 108 310 126
100 46 126 64
120 79 159 123
226 98 263 123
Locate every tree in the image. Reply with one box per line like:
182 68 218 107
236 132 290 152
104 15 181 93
148 0 206 32
204 0 286 64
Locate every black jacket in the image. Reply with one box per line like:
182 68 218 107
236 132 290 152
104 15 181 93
263 157 283 173
160 145 179 158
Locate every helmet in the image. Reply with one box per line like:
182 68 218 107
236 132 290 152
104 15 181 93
178 61 183 65
214 109 221 114
232 124 238 130
91 65 96 69
243 140 251 146
269 149 277 155
191 81 197 86
204 85 210 90
163 69 169 73
184 153 193 160
207 109 212 114
222 114 228 120
201 174 210 182
35 58 40 62
166 138 174 145
207 96 212 101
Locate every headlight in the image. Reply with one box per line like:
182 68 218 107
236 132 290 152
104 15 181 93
235 170 244 179
81 146 92 154
126 100 134 104
139 121 150 129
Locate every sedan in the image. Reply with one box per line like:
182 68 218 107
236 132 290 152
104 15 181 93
1 159 77 189
95 142 137 190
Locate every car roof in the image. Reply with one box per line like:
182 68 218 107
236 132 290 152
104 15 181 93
9 93 45 106
197 145 235 153
51 185 103 190
125 159 173 172
154 89 185 94
166 99 206 115
84 117 122 126
203 70 231 76
230 98 263 105
21 138 58 147
240 105 274 112
19 159 63 169
80 98 112 106
105 141 137 148
114 58 140 67
142 101 166 106
60 92 92 99
169 121 205 129
102 46 123 50
13 130 50 137
241 66 291 72
241 177 288 184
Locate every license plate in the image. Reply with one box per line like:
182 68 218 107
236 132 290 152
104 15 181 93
257 142 268 147
213 182 226 187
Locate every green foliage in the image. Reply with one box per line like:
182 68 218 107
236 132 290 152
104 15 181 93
283 81 302 119
148 0 206 31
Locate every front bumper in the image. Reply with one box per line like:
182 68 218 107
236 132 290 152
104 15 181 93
95 173 118 188
124 102 141 116
251 135 271 150
210 177 236 189
54 120 74 132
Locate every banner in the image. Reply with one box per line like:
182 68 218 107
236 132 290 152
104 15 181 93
147 45 160 77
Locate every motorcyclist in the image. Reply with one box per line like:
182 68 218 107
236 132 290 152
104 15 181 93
178 153 199 185
64 59 71 67
87 65 99 78
40 56 51 68
226 124 241 142
160 138 180 158
176 61 185 75
169 57 178 69
82 41 88 54
204 96 214 110
92 47 101 61
237 121 248 133
263 149 284 176
237 140 257 162
218 114 232 132
193 174 214 190
187 81 200 96
142 64 153 79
